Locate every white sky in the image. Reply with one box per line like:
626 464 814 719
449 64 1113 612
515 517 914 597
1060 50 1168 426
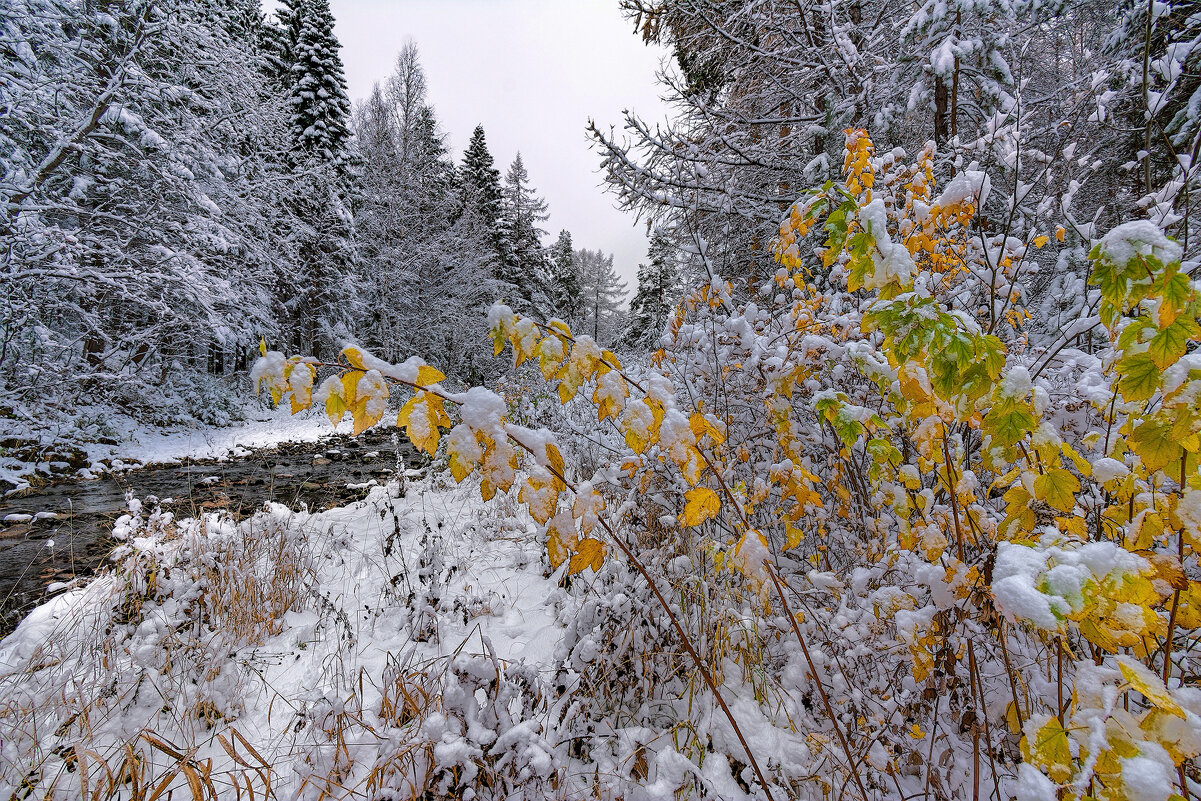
313 0 674 291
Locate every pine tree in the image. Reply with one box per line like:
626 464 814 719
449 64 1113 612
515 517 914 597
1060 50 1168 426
623 233 677 349
499 152 551 317
546 229 583 323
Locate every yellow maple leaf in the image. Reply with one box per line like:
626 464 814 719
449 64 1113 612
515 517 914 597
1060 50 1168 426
1033 235 1049 248
679 487 721 527
573 485 606 535
1033 468 1079 512
1026 716 1073 784
594 371 629 422
675 444 705 486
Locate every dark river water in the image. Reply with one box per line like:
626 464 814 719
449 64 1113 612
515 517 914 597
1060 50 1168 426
0 430 420 633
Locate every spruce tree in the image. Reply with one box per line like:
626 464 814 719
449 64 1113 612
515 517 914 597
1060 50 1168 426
458 125 509 275
547 229 583 323
623 233 677 349
279 0 351 164
267 0 356 357
500 152 551 317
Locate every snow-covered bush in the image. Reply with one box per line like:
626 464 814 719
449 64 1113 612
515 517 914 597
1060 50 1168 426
250 129 1201 799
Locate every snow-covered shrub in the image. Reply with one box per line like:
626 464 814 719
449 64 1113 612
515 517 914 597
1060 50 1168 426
244 130 1201 800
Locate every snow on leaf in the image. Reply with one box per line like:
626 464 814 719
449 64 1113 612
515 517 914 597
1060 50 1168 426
446 424 482 482
1116 657 1187 719
289 362 315 414
519 469 559 525
397 391 448 454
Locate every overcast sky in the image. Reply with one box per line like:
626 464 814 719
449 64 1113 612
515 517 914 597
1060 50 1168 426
307 0 674 291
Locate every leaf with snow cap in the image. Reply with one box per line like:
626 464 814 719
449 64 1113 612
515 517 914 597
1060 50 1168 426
690 412 726 446
341 345 367 370
573 483 606 535
1117 657 1187 718
1023 716 1073 784
289 362 315 414
594 370 628 422
397 391 449 454
519 470 559 525
545 512 576 570
350 370 389 435
446 424 483 482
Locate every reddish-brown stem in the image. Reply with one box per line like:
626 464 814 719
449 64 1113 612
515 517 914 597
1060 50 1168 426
1164 589 1181 686
1165 459 1189 685
941 428 967 562
505 435 777 801
1056 638 1065 727
594 514 777 800
765 563 871 801
999 626 1025 733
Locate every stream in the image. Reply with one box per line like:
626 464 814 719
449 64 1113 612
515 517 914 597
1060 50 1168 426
0 429 422 634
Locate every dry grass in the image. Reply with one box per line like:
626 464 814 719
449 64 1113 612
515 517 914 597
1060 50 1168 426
0 494 569 801
192 514 314 646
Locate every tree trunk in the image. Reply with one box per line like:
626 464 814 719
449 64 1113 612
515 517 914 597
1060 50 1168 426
934 76 949 144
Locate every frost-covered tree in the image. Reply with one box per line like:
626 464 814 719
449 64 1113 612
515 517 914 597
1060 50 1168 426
275 0 351 163
1103 0 1201 248
595 0 1133 314
351 44 497 380
266 0 356 357
499 153 552 317
546 229 583 324
0 0 300 426
576 248 628 346
622 233 678 350
457 125 509 278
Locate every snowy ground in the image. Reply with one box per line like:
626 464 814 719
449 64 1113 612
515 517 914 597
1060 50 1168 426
1 404 349 494
0 475 588 799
